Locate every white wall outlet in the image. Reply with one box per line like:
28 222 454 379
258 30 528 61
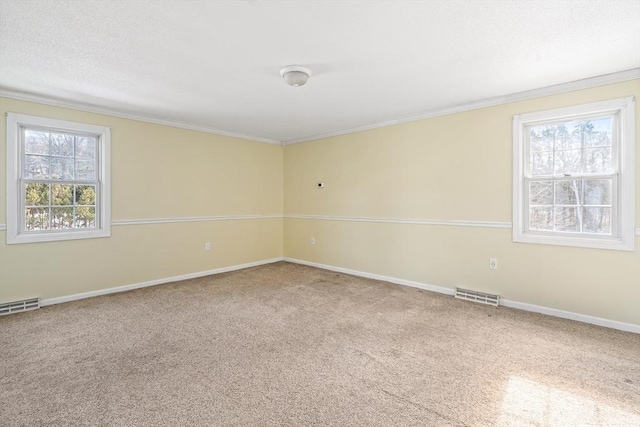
205 242 211 251
316 182 325 189
310 237 316 245
489 258 497 270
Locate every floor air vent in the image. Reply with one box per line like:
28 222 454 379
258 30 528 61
0 298 40 315
455 288 500 307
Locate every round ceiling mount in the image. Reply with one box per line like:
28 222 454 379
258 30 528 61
280 65 312 87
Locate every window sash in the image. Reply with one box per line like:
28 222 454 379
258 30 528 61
20 127 100 181
18 125 102 235
523 112 619 179
523 175 618 238
18 179 101 234
521 111 620 239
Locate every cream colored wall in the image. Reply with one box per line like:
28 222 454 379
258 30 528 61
2 81 639 326
284 80 640 326
0 97 283 302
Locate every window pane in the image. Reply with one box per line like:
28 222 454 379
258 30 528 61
584 147 612 174
51 157 74 180
50 133 74 157
25 130 49 155
554 123 581 150
75 159 96 180
584 179 612 206
554 207 580 232
583 118 612 148
555 180 582 206
529 126 554 151
554 149 582 175
24 155 50 179
75 185 96 205
25 183 49 206
75 136 96 159
25 207 50 230
583 207 611 234
51 207 74 229
568 122 587 150
556 120 612 149
52 184 73 205
529 207 553 231
531 151 553 176
75 207 96 228
529 181 553 205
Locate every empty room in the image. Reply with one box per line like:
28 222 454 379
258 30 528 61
1 1 639 426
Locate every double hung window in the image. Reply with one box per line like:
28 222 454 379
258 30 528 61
6 113 110 244
513 97 635 251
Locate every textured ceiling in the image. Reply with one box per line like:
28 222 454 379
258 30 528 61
1 0 639 144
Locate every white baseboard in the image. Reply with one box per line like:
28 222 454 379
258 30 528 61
498 299 640 334
283 257 640 334
283 257 455 296
41 257 284 307
37 255 639 334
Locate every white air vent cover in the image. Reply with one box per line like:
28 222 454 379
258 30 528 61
454 288 499 307
0 298 40 315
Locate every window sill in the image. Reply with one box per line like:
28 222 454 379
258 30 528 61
7 228 111 244
513 232 634 251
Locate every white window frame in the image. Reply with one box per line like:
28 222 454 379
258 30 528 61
513 97 635 251
6 113 111 244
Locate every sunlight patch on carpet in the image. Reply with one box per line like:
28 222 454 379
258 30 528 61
497 376 640 426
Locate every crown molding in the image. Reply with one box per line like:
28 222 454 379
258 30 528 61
283 68 640 145
1 68 638 146
0 88 281 145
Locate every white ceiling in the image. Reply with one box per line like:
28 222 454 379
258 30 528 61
1 0 639 144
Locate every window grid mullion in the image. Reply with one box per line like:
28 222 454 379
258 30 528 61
528 173 615 180
23 179 99 185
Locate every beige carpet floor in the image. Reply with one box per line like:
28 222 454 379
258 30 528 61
1 261 639 426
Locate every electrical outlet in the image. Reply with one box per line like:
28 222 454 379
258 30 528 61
205 242 211 251
310 237 316 245
489 258 497 270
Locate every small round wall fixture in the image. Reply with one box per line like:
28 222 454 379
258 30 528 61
280 65 312 87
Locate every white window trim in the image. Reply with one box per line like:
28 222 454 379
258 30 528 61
6 113 111 244
513 97 635 251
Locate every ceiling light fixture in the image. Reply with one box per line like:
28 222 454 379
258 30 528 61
280 65 312 87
